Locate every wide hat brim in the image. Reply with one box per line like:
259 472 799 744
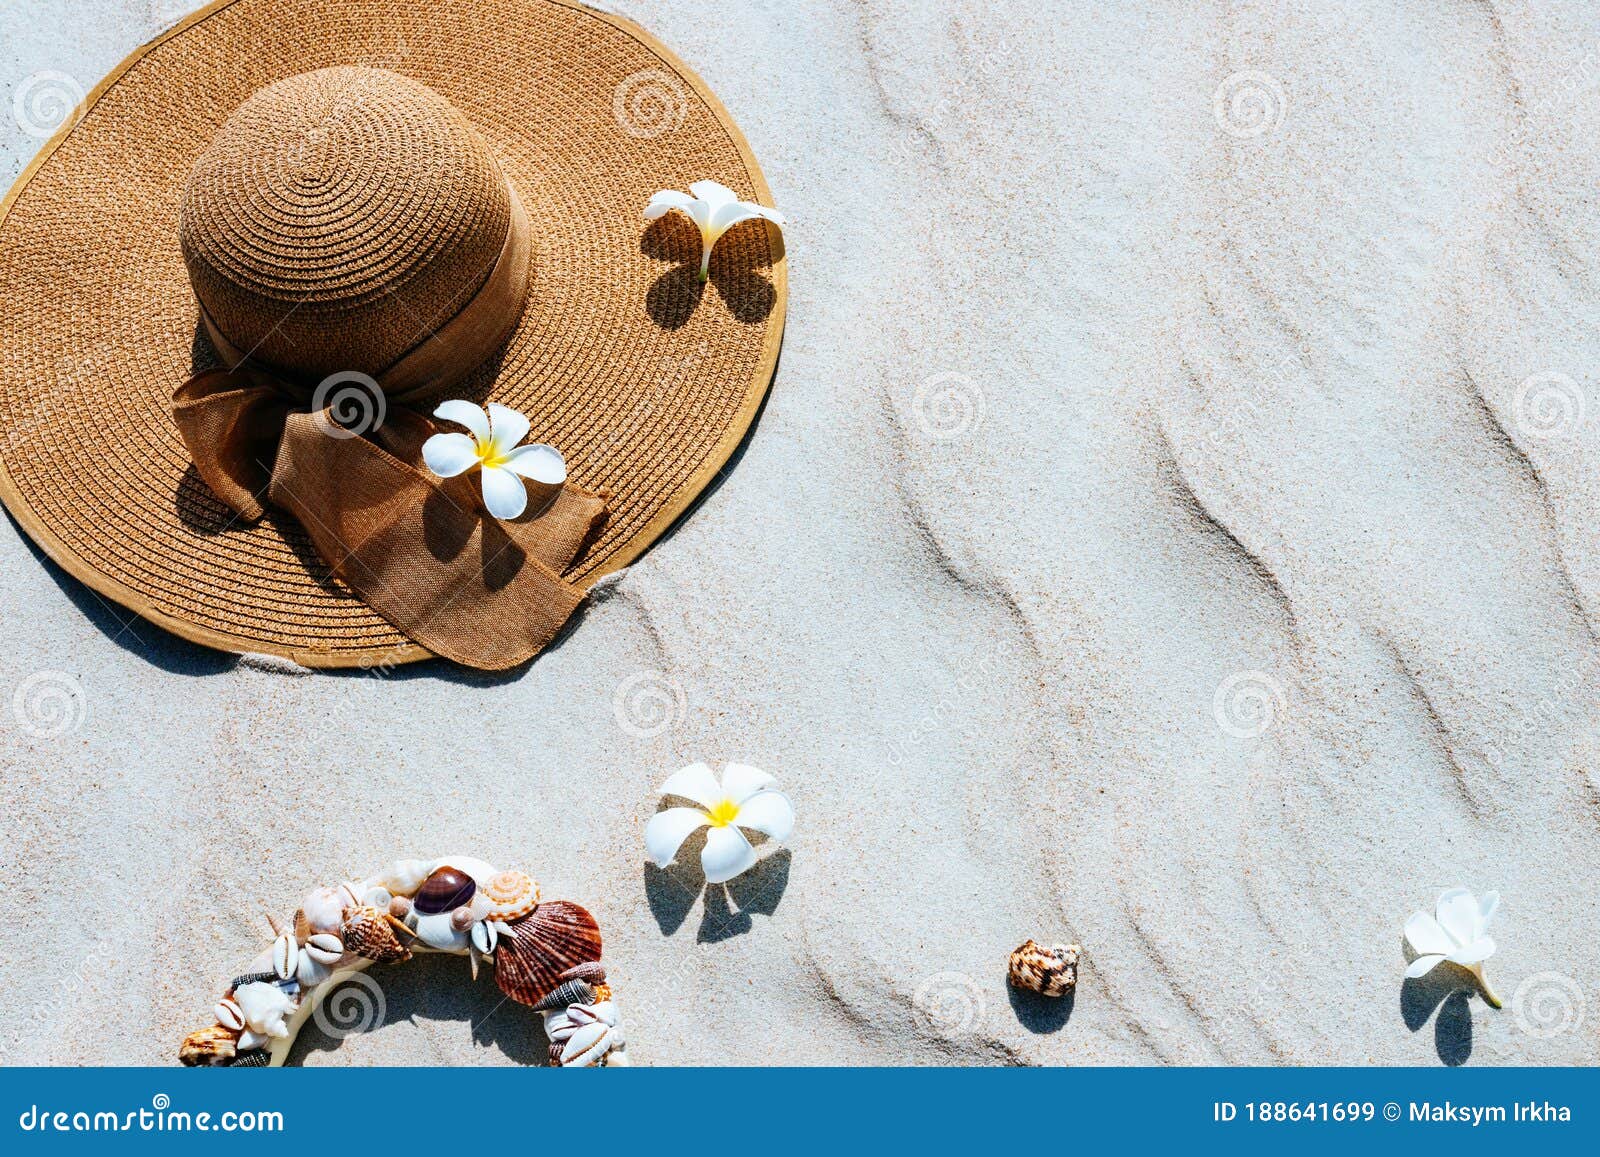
0 0 785 668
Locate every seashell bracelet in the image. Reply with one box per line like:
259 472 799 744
178 855 628 1067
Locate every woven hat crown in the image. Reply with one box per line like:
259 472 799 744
179 66 514 381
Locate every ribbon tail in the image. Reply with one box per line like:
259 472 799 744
172 368 294 521
268 411 606 669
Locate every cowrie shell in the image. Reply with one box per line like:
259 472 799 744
214 998 245 1032
304 933 343 965
272 933 299 980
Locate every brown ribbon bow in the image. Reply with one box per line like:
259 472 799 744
172 185 608 669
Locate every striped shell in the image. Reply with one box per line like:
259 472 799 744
179 1024 238 1066
1007 939 1080 998
493 901 602 1007
230 1049 271 1067
533 979 595 1011
481 869 540 921
228 970 278 991
340 906 414 963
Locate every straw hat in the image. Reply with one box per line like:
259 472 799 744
0 0 785 669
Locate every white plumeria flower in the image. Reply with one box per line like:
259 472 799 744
645 762 795 884
1404 887 1502 1008
422 400 566 520
644 180 785 282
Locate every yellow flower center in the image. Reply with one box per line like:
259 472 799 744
478 444 511 470
705 798 740 828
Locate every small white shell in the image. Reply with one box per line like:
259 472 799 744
362 886 393 909
272 933 299 980
560 1020 613 1066
295 952 333 988
299 886 352 934
304 933 343 965
410 910 468 952
214 998 245 1032
377 858 436 896
470 919 498 956
234 981 295 1037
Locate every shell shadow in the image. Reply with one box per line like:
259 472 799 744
1007 983 1075 1034
642 833 790 941
285 954 547 1066
641 215 780 329
1400 964 1475 1066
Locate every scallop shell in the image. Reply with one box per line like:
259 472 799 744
1007 939 1080 998
180 1024 238 1066
340 906 415 963
480 869 541 921
492 901 603 1007
414 866 476 915
295 952 333 988
532 979 595 1011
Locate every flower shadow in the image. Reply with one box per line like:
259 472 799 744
642 828 790 941
641 215 780 330
1400 960 1475 1066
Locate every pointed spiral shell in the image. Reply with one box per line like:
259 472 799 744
340 906 414 963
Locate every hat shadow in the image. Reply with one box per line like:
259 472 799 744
4 506 235 676
642 215 780 329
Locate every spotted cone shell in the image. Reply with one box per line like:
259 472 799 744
340 906 414 963
1007 939 1080 998
493 901 602 1007
481 869 540 921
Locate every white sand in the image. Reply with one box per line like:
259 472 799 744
3 0 1598 1066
